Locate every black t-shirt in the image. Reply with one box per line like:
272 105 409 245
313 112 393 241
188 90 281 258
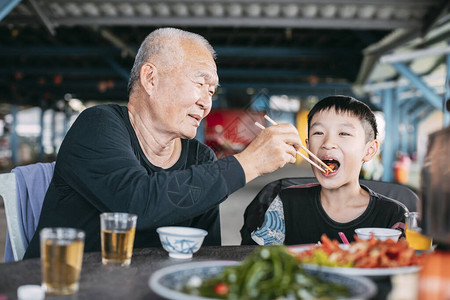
282 184 407 245
24 104 245 259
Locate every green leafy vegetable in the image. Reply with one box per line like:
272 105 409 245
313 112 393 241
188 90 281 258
182 246 348 299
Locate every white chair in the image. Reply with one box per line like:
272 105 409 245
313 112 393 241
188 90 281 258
0 173 23 261
1 162 55 262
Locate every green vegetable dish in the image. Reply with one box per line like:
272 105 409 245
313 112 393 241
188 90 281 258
181 246 348 300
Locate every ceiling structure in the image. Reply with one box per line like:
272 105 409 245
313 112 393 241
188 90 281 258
0 0 448 110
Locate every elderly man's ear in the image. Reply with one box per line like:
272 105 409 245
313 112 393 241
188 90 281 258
140 63 158 95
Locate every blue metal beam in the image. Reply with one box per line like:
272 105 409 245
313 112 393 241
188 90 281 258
399 97 420 110
396 86 411 154
393 94 400 167
0 67 120 76
399 98 421 155
0 46 122 56
400 123 409 154
222 82 351 91
407 102 432 155
28 0 54 36
395 85 410 107
215 46 358 58
3 79 350 92
412 107 435 123
367 90 382 110
223 83 353 99
218 68 337 78
392 62 442 110
105 58 129 82
411 121 418 154
0 66 338 80
381 88 395 182
2 80 353 104
400 109 410 155
0 46 359 58
2 79 128 89
409 102 432 122
410 107 435 154
0 0 21 21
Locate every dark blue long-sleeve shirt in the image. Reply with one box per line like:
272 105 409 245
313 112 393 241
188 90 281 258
24 104 245 259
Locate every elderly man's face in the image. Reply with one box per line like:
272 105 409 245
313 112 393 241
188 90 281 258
153 40 218 140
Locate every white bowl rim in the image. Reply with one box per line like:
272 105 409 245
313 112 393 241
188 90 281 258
354 227 402 236
157 226 208 237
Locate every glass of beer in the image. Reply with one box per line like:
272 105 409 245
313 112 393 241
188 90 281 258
405 212 433 250
40 227 85 294
100 212 137 266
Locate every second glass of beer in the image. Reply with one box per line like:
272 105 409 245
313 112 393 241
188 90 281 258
100 212 137 266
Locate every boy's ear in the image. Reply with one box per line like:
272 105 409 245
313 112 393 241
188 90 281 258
363 139 380 162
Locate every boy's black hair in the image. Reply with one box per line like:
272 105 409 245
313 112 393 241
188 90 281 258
307 95 378 141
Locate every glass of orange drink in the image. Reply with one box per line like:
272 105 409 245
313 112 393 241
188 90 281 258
404 212 432 250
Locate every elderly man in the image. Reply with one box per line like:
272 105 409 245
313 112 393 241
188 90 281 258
24 28 301 258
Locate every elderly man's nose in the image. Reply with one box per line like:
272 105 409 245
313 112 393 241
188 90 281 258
197 91 212 109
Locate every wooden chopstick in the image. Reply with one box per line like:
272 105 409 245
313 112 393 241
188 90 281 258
254 121 327 173
263 115 334 173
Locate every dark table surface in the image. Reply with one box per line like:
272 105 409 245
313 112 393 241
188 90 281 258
0 245 392 300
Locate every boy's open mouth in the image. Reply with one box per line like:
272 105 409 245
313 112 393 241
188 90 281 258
322 159 340 175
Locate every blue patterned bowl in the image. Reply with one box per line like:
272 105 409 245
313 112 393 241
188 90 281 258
157 226 208 259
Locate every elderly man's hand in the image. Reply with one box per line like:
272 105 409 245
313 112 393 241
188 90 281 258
234 124 301 183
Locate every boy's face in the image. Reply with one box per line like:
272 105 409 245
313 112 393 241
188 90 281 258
306 108 379 189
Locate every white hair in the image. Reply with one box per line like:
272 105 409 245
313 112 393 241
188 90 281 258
127 28 216 95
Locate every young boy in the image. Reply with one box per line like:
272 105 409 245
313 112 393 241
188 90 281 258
252 95 407 245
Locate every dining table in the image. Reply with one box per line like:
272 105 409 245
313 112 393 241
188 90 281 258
0 245 403 300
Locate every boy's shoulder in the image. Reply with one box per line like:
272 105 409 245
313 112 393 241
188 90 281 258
365 186 408 213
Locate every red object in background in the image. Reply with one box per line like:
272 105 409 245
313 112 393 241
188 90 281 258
53 74 63 85
205 109 265 159
394 155 411 184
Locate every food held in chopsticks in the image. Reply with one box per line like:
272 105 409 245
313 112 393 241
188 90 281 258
181 245 348 299
294 234 423 268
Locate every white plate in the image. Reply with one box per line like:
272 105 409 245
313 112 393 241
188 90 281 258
149 260 377 300
289 245 421 278
301 264 421 277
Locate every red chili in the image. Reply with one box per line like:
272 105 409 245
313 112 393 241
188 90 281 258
214 282 229 295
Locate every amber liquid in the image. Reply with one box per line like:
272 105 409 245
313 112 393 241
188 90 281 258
405 228 433 250
41 239 84 294
101 227 136 266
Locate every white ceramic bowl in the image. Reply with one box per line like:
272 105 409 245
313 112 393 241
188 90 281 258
354 227 402 242
156 226 208 259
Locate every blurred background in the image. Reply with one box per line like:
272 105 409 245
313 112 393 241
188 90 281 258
0 0 449 255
